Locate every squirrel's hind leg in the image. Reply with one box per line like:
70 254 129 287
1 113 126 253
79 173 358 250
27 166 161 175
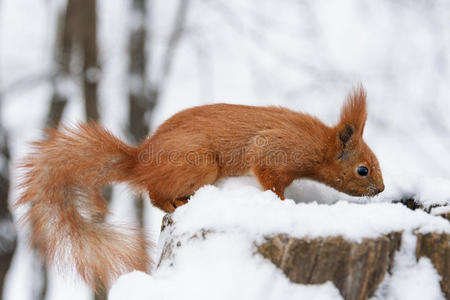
148 191 176 213
145 157 219 212
147 189 192 213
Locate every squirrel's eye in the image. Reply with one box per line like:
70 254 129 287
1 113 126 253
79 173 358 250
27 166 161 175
357 166 369 176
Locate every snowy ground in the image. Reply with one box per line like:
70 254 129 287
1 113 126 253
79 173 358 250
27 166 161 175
1 0 450 299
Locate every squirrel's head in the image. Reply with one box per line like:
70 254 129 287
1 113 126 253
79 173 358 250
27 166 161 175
322 86 384 197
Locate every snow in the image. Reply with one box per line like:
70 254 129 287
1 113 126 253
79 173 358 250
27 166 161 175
171 178 450 241
372 233 445 300
386 258 444 300
109 178 448 300
431 205 450 217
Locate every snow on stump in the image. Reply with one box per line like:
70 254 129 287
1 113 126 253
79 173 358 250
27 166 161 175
111 180 450 300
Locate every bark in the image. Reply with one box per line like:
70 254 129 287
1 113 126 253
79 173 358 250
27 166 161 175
257 233 402 300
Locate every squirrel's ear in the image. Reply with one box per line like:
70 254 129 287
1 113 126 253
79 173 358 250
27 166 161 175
338 85 367 137
338 124 354 145
336 124 355 159
335 86 367 158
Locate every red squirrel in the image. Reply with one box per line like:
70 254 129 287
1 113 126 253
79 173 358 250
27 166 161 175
16 86 383 291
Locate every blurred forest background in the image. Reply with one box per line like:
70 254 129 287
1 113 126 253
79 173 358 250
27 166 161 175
1 0 450 299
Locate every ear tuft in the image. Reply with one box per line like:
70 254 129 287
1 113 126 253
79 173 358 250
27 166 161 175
339 85 367 135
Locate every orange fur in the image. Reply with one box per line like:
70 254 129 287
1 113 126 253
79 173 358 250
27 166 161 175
15 86 384 292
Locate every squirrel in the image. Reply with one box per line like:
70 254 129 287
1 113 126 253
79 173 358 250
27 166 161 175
15 86 384 292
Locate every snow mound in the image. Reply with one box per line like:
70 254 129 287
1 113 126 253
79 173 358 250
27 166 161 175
109 178 448 300
171 177 449 241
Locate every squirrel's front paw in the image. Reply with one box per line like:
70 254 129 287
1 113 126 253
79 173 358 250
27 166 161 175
162 202 176 213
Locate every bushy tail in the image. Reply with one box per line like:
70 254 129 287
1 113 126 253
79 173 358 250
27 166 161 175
15 123 152 292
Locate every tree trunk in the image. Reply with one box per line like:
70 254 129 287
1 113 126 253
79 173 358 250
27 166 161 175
0 6 17 296
128 0 151 143
46 5 69 129
0 124 17 300
0 27 17 290
58 0 100 123
127 0 152 234
80 0 100 122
